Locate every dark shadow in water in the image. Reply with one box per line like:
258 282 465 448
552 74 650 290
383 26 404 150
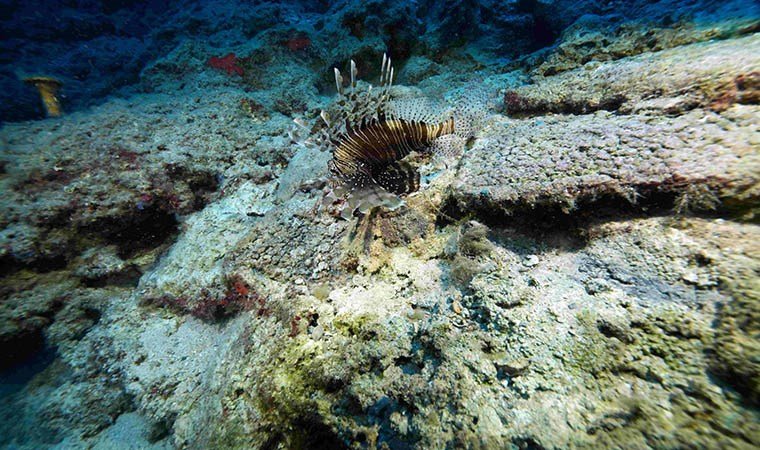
436 188 748 249
0 345 56 400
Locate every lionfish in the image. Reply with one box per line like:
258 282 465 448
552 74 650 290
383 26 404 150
296 54 483 219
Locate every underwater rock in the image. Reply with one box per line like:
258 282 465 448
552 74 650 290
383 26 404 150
42 288 111 350
0 286 135 444
225 201 349 288
207 53 244 77
397 56 444 85
85 412 172 450
0 223 71 272
0 271 76 369
73 246 140 287
187 216 760 449
274 145 332 203
0 84 288 273
683 219 760 406
1 1 759 449
505 34 760 115
139 41 209 92
453 105 759 218
140 181 272 319
533 10 760 76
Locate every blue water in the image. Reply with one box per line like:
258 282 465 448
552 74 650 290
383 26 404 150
0 346 56 399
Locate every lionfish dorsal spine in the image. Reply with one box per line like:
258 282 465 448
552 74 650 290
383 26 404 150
334 68 343 96
350 60 357 88
381 53 388 84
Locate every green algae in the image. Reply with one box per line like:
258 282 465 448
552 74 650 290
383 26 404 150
566 309 626 377
566 305 760 449
710 273 760 406
568 306 710 379
333 313 378 339
253 336 343 449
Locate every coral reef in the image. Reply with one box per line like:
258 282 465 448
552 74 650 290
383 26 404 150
452 105 759 217
503 35 760 115
0 1 759 449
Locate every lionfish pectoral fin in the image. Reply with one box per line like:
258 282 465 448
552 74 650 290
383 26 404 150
340 205 355 220
372 160 420 196
341 181 404 219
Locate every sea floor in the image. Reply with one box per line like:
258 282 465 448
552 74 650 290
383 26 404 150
0 1 759 449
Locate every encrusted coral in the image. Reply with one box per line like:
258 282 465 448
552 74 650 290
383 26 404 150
207 53 244 76
452 105 759 218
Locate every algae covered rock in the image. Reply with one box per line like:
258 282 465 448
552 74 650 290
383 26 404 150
506 34 760 115
187 216 760 450
1 1 759 449
452 106 759 217
533 7 760 77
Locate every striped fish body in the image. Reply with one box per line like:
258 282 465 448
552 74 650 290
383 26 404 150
330 117 455 191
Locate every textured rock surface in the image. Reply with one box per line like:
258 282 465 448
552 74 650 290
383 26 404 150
138 180 275 317
531 6 759 76
1 2 759 450
452 105 759 216
184 216 760 450
505 34 760 115
225 201 349 287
